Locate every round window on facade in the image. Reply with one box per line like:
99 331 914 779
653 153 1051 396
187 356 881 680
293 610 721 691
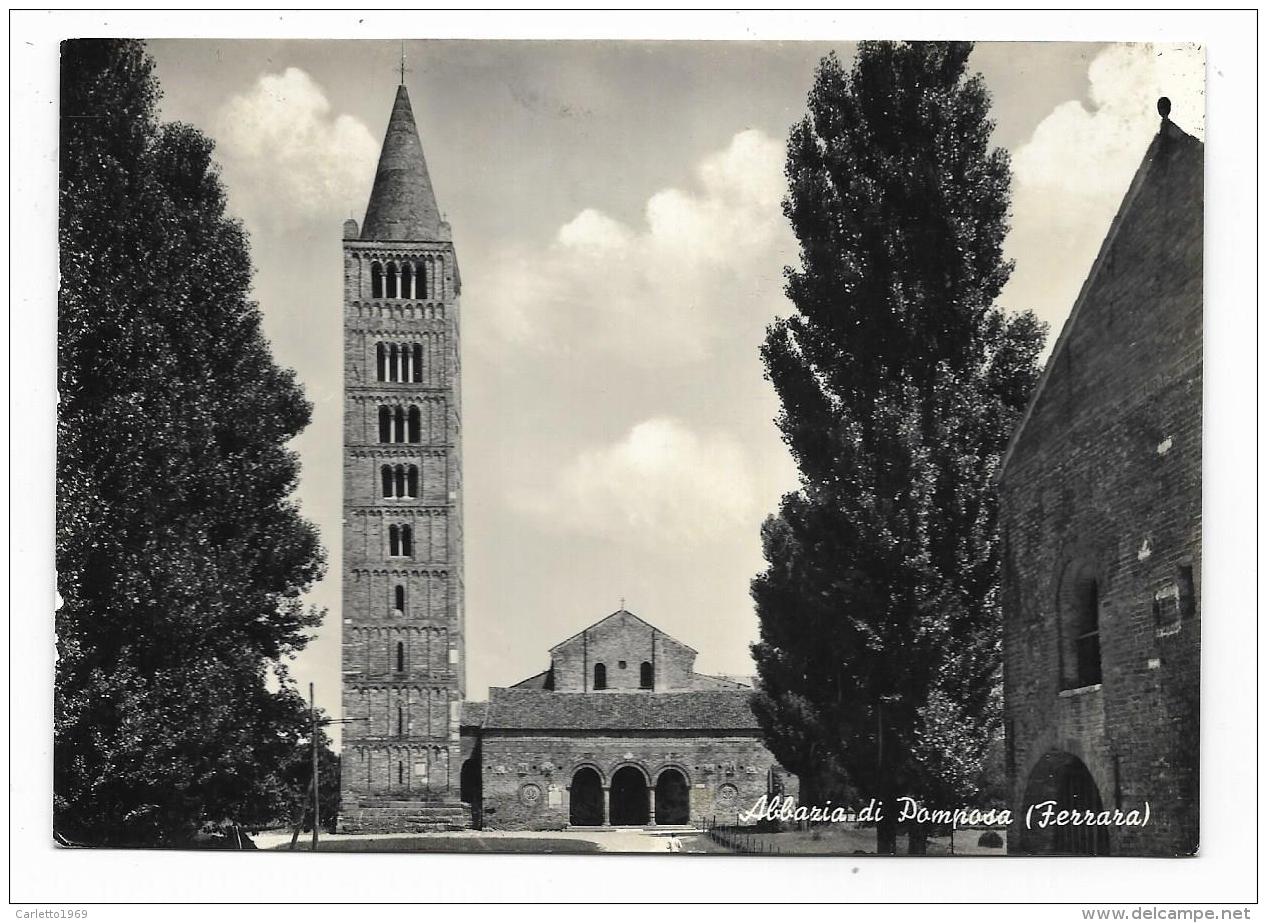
519 782 543 806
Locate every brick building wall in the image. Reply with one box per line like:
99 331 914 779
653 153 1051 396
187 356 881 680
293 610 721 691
457 614 795 833
475 731 787 830
549 610 698 692
999 119 1202 856
338 83 468 832
339 234 467 826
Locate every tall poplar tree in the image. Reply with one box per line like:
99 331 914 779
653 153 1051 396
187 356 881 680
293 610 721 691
56 39 327 845
750 42 1045 853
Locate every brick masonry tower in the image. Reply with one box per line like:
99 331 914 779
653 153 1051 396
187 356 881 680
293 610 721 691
338 80 468 832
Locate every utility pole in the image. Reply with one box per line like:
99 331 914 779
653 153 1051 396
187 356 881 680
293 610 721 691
310 682 320 851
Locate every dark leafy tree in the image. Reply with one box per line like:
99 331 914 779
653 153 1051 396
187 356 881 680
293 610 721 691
278 709 342 835
750 42 1045 854
56 39 326 846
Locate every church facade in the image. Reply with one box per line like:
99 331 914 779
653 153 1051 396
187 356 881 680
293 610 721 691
459 609 794 830
338 81 790 833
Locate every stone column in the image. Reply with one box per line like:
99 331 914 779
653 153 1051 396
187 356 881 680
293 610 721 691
602 786 611 826
648 787 657 826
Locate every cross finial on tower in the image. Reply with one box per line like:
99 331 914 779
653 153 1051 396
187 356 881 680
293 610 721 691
619 596 626 611
400 40 406 85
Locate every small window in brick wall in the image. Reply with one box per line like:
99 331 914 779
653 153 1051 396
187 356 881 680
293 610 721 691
1177 566 1197 619
1154 566 1197 634
1153 585 1181 632
1073 581 1103 687
1060 562 1102 690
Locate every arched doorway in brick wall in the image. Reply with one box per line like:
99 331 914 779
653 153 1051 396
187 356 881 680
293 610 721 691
610 766 650 826
1019 750 1111 855
655 768 690 825
569 767 604 826
460 756 482 829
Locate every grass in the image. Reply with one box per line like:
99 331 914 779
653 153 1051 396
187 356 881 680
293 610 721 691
274 836 600 854
679 834 736 854
702 825 1008 856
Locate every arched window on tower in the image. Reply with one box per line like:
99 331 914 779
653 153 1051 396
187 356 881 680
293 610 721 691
388 524 401 556
407 405 422 443
376 343 387 381
394 584 406 614
400 525 413 557
398 761 404 785
370 261 383 298
397 704 405 735
396 643 405 673
593 662 607 690
394 465 406 498
417 259 428 299
386 262 398 299
381 464 394 498
640 662 654 689
412 344 423 383
389 344 400 382
401 263 414 300
393 406 406 443
378 406 392 443
406 465 419 498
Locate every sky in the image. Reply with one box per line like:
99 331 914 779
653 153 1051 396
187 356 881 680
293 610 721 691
143 39 1204 746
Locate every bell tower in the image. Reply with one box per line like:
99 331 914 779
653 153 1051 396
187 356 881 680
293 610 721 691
339 80 467 831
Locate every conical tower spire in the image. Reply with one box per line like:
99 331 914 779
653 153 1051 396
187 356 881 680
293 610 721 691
361 82 443 241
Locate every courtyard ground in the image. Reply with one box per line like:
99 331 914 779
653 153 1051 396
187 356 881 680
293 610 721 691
694 824 1008 856
258 827 686 854
256 824 1005 855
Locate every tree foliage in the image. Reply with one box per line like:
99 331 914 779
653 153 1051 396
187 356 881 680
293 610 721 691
749 42 1045 852
277 707 342 835
56 39 327 845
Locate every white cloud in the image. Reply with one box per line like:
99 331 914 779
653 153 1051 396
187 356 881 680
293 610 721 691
469 129 794 365
212 68 378 232
1003 43 1205 338
512 417 761 548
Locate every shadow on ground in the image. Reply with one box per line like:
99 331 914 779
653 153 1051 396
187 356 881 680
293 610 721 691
274 835 600 853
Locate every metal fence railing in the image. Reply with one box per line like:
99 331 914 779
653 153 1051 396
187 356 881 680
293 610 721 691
698 815 782 856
